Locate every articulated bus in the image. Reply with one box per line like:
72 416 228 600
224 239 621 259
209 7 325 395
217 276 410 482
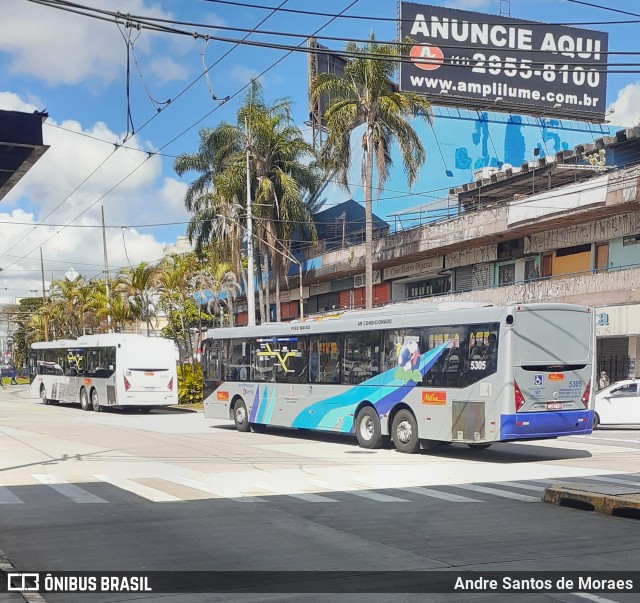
30 334 178 412
202 302 595 453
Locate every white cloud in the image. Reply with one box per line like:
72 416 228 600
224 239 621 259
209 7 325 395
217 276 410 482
0 0 215 86
0 92 189 303
149 57 189 85
607 82 640 128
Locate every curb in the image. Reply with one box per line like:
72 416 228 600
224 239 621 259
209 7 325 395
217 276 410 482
543 483 640 519
0 551 47 603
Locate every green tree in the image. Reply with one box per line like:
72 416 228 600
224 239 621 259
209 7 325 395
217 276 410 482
312 34 433 308
174 81 320 323
116 262 161 336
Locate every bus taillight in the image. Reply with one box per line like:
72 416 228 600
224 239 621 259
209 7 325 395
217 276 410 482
168 377 174 391
514 380 526 412
581 379 591 408
124 376 131 391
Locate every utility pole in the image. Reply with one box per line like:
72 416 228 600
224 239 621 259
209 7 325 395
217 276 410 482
101 206 112 332
40 247 48 341
245 117 256 327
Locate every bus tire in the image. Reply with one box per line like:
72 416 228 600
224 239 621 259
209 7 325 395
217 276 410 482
467 443 492 449
391 409 420 454
40 385 50 405
355 406 384 449
593 413 600 430
80 388 92 411
233 398 250 432
91 389 101 412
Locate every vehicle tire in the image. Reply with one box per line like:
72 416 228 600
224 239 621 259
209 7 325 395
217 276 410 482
593 413 600 430
355 406 385 449
467 443 492 449
40 386 50 405
91 389 101 412
391 409 420 454
233 398 250 432
80 388 92 411
250 423 267 433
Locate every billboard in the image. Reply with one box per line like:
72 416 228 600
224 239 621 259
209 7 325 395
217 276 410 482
399 2 609 122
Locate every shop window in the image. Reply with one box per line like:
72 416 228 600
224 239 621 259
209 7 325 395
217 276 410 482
497 263 516 285
406 275 450 299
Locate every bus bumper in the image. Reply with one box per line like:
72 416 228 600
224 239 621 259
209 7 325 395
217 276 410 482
500 409 593 440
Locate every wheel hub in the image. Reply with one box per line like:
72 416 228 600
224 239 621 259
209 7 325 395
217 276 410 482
236 406 246 424
397 419 413 444
360 416 374 440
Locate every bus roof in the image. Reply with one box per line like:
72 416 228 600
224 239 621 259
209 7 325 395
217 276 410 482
31 334 174 349
204 301 591 341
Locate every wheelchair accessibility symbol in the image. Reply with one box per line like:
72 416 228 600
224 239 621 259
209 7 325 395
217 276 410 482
534 374 543 386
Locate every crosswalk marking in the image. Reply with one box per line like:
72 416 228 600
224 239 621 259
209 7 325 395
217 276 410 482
450 483 540 502
254 482 339 503
0 484 23 504
1 474 637 506
399 486 482 503
560 475 640 487
92 474 182 502
32 474 107 504
164 476 267 503
493 481 546 493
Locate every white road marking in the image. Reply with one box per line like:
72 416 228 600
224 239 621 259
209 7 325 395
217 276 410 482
92 474 181 502
165 475 267 503
344 490 410 503
0 484 23 504
573 435 640 445
572 592 624 603
494 481 546 492
450 483 540 502
566 475 640 487
399 486 483 503
254 482 339 503
32 474 107 504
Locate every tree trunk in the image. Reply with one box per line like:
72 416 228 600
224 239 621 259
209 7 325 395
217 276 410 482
227 293 235 327
264 250 271 322
256 251 265 325
364 125 374 310
275 268 281 322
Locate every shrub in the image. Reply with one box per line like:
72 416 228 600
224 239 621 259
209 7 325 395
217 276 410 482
177 363 203 405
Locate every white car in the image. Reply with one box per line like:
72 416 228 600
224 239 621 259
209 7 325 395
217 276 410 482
593 379 640 428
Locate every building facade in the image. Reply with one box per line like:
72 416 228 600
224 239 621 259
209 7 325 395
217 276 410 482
235 127 640 383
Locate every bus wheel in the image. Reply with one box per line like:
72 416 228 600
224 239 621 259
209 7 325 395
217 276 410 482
467 443 492 449
80 388 92 411
391 409 420 454
593 413 600 430
40 386 50 405
91 389 101 412
233 399 250 432
355 406 384 449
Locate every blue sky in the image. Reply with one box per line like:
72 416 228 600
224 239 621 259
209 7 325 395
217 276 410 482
1 0 640 301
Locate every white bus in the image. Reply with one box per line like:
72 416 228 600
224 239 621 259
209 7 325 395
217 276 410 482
29 334 178 412
202 301 595 453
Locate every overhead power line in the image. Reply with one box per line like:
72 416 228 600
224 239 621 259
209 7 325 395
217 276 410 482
4 0 359 272
201 0 640 27
26 0 640 66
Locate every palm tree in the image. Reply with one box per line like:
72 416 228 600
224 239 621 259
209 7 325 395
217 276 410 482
311 33 433 309
117 262 161 336
174 81 320 323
